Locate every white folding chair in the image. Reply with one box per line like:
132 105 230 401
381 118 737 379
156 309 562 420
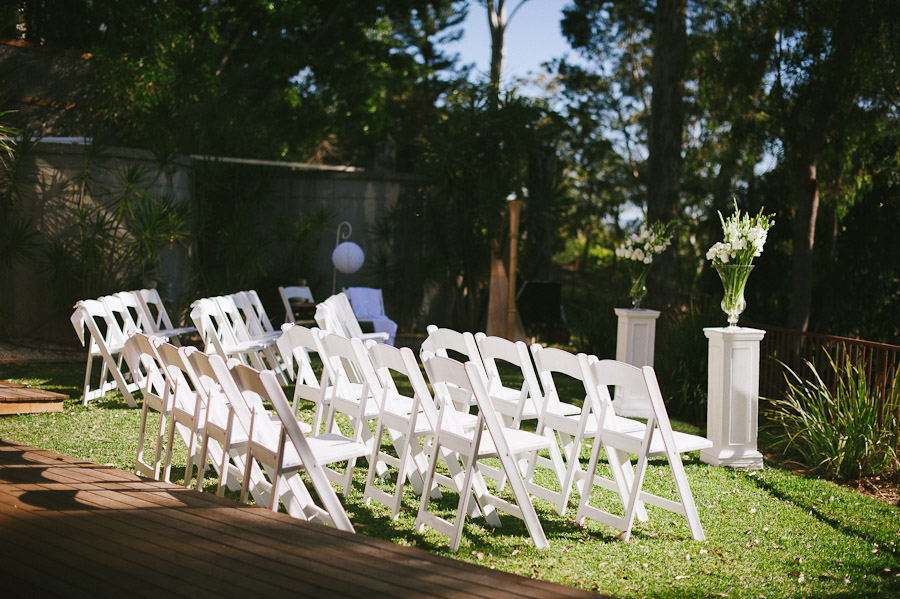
317 332 386 494
135 288 196 341
420 325 489 400
156 342 209 488
227 361 367 531
191 297 284 380
315 293 390 343
418 353 551 551
231 290 279 339
360 343 450 519
476 334 561 429
525 345 641 516
124 333 172 479
71 299 141 407
577 358 712 541
190 350 278 502
276 324 334 434
344 286 398 345
279 285 314 324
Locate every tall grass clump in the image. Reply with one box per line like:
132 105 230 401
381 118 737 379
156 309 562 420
767 351 900 480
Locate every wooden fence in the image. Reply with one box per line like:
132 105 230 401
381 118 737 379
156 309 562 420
751 323 900 417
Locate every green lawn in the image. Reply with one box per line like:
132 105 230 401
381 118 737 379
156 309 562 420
1 360 899 598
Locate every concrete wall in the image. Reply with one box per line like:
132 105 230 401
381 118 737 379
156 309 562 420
2 141 416 343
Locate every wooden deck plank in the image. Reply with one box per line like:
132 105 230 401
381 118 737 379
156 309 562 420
0 439 603 599
0 450 570 599
0 381 66 414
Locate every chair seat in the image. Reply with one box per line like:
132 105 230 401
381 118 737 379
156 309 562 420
477 427 552 458
605 424 712 456
155 325 197 339
281 433 368 469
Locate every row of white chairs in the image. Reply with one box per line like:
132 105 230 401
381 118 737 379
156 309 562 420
273 323 711 550
189 290 290 384
417 325 713 546
71 289 195 407
124 331 367 532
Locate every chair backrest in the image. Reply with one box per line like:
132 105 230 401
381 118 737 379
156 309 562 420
72 299 121 351
318 331 370 390
279 285 314 324
115 291 154 334
583 358 651 429
99 294 141 344
344 287 385 319
366 342 439 427
123 332 168 403
191 298 237 356
276 324 333 404
234 290 275 334
420 352 483 437
136 288 178 331
420 325 489 384
215 295 256 342
186 349 237 436
155 340 203 415
476 334 544 419
530 344 590 416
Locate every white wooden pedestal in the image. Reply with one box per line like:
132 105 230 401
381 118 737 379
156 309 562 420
612 308 660 418
701 326 766 469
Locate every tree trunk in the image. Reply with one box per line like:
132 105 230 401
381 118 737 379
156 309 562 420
786 160 819 331
646 0 686 303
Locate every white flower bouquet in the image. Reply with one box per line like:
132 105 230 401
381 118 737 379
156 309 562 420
706 202 775 326
615 220 674 308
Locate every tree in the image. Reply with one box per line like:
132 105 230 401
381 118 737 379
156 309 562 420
8 0 468 167
484 0 531 106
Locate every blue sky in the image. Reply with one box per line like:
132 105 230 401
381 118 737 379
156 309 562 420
443 1 575 87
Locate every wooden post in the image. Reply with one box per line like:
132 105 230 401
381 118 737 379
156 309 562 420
506 200 522 339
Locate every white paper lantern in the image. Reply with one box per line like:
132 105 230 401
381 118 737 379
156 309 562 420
332 241 365 274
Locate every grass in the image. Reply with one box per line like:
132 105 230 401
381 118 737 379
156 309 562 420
2 359 899 598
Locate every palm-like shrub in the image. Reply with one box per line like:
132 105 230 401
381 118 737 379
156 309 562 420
767 352 900 480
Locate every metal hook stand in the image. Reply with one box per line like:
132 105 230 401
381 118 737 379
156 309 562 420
332 221 355 295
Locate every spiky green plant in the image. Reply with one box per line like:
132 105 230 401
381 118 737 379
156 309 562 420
767 351 900 480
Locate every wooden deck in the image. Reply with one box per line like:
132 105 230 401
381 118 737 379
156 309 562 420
0 440 603 599
0 381 66 415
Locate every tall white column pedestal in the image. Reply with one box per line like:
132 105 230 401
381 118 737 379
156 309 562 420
701 326 766 469
612 308 661 418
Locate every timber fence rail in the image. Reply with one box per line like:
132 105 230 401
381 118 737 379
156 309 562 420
750 323 900 421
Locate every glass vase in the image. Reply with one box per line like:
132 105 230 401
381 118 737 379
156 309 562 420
715 263 754 327
627 262 652 309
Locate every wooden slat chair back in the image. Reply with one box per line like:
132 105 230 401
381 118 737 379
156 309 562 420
577 358 712 541
418 353 551 551
278 285 314 324
71 299 140 407
227 360 366 531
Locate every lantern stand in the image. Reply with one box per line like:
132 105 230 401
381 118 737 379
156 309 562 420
331 221 365 295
